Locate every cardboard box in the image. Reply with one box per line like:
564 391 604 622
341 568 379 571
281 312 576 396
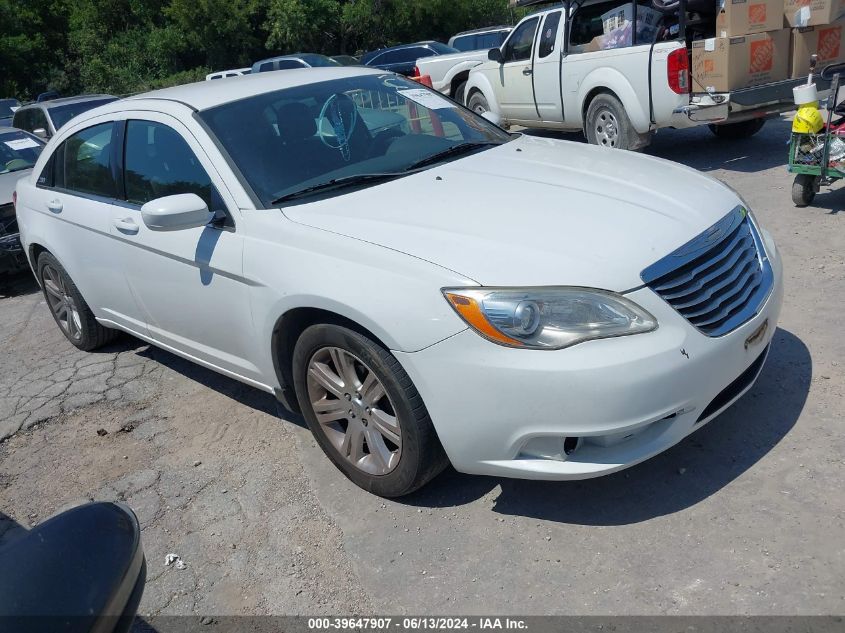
716 0 785 36
692 29 790 91
784 0 845 27
790 18 845 76
598 4 663 45
601 3 663 34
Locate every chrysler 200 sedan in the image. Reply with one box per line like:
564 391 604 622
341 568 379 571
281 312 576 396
14 68 782 497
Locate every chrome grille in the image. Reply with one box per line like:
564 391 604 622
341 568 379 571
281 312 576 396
641 207 773 337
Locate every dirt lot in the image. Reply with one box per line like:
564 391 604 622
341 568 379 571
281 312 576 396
0 115 843 616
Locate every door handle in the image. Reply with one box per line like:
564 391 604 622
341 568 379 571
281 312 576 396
46 199 62 214
113 217 140 235
522 68 533 76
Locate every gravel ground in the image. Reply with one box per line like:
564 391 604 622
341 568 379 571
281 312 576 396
0 114 842 616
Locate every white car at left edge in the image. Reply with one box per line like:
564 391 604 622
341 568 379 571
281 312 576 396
14 67 783 497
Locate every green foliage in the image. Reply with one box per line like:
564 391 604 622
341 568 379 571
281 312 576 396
0 0 522 100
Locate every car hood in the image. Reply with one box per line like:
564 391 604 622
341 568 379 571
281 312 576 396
282 135 741 291
0 169 32 206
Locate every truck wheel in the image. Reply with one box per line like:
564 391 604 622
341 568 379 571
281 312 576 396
467 91 490 116
585 93 647 151
453 81 468 105
791 174 817 207
708 119 766 139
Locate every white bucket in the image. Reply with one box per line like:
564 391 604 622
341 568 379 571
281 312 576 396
793 82 818 106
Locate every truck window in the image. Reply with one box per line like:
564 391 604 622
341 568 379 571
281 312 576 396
504 16 540 62
568 0 664 52
452 35 477 52
538 11 563 58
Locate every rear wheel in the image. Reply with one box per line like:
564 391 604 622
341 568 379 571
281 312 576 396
585 93 650 151
708 119 766 139
792 174 818 207
37 252 118 351
292 324 448 497
467 91 490 116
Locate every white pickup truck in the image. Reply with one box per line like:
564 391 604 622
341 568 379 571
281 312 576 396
414 49 494 104
461 0 824 150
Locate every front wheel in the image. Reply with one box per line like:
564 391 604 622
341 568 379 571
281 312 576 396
292 324 448 497
708 119 766 139
792 173 818 207
584 93 650 151
467 91 490 116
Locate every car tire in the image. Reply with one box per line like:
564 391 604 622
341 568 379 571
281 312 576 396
467 91 490 116
585 92 649 151
708 119 766 139
454 81 468 105
292 323 448 497
37 252 118 351
792 174 818 207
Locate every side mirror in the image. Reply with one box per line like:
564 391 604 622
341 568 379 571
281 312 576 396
0 502 145 631
481 111 504 127
488 48 504 63
32 128 48 139
141 193 212 231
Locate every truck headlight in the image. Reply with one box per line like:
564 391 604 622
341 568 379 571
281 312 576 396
443 287 657 350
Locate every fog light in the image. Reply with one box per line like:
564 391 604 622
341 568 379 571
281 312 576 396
519 436 581 461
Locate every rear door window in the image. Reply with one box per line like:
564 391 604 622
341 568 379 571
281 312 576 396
58 122 117 198
538 11 563 58
452 35 477 52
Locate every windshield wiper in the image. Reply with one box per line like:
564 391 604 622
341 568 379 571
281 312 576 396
272 172 409 205
404 141 500 171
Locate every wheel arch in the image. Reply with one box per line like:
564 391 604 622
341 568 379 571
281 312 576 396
578 70 650 133
449 70 472 99
270 306 394 414
27 242 50 282
464 71 502 117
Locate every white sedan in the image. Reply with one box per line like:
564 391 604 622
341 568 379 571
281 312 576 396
14 68 782 497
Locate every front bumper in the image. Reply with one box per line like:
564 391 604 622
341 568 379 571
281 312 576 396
395 250 784 480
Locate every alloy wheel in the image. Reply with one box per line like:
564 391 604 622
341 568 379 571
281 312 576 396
306 347 402 475
595 108 619 147
42 264 83 342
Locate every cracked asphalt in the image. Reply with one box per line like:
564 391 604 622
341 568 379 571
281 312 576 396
0 115 843 616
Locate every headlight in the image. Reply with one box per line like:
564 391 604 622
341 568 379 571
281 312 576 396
443 287 657 350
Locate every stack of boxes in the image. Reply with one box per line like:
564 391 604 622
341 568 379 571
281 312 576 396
692 0 845 91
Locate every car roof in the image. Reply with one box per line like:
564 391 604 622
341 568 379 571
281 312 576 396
451 26 512 37
362 41 442 62
120 67 386 112
17 95 115 110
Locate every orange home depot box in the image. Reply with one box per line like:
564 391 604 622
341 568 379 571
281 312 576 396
717 0 785 36
785 0 845 27
790 19 845 76
692 29 790 91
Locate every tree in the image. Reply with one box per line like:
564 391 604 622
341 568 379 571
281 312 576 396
1 0 520 99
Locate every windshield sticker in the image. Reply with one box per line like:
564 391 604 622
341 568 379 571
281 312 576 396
398 89 456 110
4 138 40 151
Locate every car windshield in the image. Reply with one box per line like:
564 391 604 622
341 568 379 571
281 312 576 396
0 130 44 174
47 97 117 130
199 74 512 206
